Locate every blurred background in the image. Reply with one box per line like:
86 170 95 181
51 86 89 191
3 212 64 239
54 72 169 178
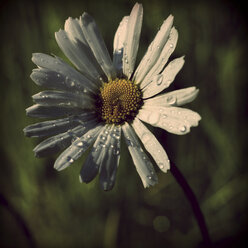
0 0 247 247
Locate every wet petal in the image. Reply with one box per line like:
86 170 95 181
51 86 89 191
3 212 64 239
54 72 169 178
54 124 103 171
26 104 84 118
137 106 201 135
134 15 174 83
123 3 143 79
32 90 94 109
33 121 96 157
113 16 129 75
55 28 105 83
80 13 116 80
31 53 98 93
23 112 96 137
142 56 185 98
144 87 199 107
132 118 170 172
80 125 121 189
99 125 121 191
122 122 158 188
140 27 178 88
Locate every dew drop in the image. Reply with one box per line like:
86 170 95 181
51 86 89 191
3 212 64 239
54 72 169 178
148 176 152 180
180 125 187 133
114 149 120 155
141 133 150 145
170 43 174 48
71 81 75 87
68 157 74 163
153 74 163 86
162 114 168 119
158 163 164 169
166 96 176 105
148 112 160 125
77 141 83 147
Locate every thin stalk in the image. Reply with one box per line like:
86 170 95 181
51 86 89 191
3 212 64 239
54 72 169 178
170 162 212 247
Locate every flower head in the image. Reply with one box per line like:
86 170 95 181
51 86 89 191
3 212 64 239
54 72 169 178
24 3 201 191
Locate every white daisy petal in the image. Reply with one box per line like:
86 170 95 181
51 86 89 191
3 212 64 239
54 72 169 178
134 15 174 83
54 124 103 171
140 27 178 88
23 113 96 137
26 104 84 118
122 122 158 188
31 54 98 93
123 3 143 79
32 90 94 109
80 13 116 80
144 87 199 107
64 17 106 82
99 125 121 190
34 120 97 157
132 118 170 172
113 16 129 75
80 125 121 187
55 29 105 83
137 106 201 135
142 56 185 98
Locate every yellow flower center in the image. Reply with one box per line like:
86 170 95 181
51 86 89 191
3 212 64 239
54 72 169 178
96 78 143 124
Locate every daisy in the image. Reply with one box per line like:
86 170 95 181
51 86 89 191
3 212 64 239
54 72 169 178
24 3 201 191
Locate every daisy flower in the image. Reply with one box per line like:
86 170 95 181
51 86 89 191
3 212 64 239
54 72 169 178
24 3 201 191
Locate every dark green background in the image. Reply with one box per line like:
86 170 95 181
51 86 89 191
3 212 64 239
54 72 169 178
0 0 247 247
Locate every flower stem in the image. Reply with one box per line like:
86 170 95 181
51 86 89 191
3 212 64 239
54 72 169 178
170 162 212 247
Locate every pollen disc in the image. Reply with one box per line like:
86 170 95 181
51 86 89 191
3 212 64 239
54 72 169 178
96 78 143 124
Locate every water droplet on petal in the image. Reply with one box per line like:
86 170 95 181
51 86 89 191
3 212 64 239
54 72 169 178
68 157 74 163
153 74 163 86
170 43 174 48
148 112 160 125
180 125 187 133
77 141 83 147
166 96 176 105
114 149 120 155
158 163 164 169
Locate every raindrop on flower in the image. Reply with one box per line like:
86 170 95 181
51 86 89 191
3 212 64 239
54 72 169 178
148 112 160 125
170 43 174 48
154 74 163 86
166 96 176 105
77 141 83 147
180 125 187 133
